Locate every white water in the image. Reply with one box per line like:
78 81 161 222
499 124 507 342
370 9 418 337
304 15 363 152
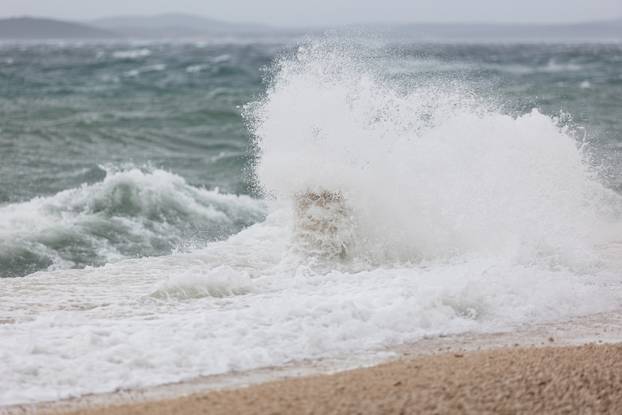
2 43 622 406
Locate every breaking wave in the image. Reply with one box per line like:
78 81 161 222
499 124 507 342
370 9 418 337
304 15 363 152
0 167 266 278
247 42 622 268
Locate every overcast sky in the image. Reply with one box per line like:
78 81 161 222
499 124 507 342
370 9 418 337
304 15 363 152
1 0 620 26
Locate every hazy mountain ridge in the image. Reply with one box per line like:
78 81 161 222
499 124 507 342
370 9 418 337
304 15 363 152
90 13 275 38
0 17 116 39
0 15 620 40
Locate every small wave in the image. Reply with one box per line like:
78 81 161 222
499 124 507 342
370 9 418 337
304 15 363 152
210 54 231 64
112 48 152 60
150 265 254 299
124 64 167 77
186 64 208 73
0 167 266 278
484 60 585 75
541 59 583 73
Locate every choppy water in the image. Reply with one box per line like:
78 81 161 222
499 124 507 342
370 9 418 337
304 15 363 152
1 39 622 405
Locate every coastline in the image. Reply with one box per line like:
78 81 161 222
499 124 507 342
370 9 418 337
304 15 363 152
4 310 622 415
63 343 622 415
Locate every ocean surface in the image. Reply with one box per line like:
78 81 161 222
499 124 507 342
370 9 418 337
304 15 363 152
1 38 622 405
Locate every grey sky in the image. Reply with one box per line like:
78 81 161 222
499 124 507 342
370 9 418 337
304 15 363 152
1 0 620 26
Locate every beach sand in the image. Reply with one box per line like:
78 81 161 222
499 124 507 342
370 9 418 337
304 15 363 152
53 343 622 415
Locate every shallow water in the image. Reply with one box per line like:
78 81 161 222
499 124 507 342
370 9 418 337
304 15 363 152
1 39 622 405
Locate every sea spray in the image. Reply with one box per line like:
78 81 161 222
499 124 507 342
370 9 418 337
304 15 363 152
247 42 622 267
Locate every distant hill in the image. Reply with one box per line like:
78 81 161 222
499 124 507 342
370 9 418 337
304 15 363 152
94 14 622 41
0 17 117 39
1 15 619 42
91 13 274 38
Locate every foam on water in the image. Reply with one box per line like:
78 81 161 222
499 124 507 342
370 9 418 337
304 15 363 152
112 49 152 60
2 41 622 406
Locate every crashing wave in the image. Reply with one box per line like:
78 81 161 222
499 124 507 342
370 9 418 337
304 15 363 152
247 42 622 268
0 167 266 278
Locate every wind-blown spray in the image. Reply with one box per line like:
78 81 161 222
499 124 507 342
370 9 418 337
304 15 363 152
248 41 622 267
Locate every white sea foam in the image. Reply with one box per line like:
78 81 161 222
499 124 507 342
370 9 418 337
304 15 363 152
186 64 208 73
541 59 583 73
580 80 592 89
210 54 231 63
1 41 622 406
151 265 255 299
124 64 167 77
249 42 622 266
112 49 152 60
185 55 230 73
483 60 586 75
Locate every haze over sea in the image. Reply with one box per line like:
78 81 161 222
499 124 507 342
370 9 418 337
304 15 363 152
1 36 622 405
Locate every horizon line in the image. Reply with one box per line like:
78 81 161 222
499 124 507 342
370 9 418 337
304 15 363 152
1 13 621 29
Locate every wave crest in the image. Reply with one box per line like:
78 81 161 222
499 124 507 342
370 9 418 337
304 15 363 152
0 167 266 278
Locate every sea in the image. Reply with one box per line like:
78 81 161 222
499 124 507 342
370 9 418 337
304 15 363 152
1 37 622 405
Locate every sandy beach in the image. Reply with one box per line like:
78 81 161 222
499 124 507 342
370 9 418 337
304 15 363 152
38 343 618 415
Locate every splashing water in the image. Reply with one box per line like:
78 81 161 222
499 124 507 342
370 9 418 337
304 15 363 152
248 42 622 268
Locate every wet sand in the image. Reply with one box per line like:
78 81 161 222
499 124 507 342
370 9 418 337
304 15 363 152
46 343 621 415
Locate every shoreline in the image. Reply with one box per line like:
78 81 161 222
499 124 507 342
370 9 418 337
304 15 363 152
4 311 622 414
66 343 622 415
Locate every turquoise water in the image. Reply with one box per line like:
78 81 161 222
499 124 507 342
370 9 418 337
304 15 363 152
1 41 621 277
